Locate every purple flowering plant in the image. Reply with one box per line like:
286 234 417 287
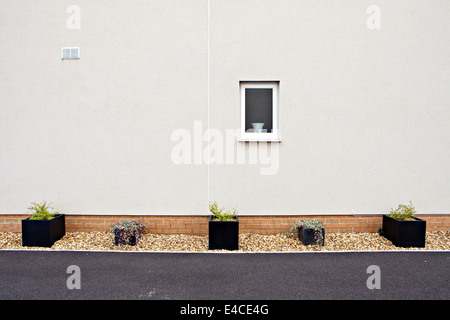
111 220 146 245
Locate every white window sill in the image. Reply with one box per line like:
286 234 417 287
238 137 282 142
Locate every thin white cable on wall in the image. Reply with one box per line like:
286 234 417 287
207 0 211 214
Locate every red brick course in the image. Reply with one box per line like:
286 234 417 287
1 214 448 234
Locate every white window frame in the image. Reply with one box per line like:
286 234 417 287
61 47 80 60
239 81 280 142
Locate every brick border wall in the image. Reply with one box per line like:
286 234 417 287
1 214 449 234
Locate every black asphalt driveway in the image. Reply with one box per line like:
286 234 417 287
0 250 448 302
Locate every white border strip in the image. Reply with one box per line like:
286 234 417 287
1 249 449 254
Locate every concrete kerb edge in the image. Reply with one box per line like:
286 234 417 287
1 249 449 254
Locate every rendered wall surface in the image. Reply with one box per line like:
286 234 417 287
1 1 449 217
0 0 209 215
208 0 450 215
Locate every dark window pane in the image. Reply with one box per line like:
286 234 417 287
245 88 273 133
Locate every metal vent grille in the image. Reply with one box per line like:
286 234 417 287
62 47 80 60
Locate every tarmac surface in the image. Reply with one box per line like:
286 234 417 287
0 250 448 302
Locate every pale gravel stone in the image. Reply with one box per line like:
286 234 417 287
1 231 449 252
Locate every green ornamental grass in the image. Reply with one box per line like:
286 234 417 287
28 201 60 220
209 201 237 221
388 201 417 221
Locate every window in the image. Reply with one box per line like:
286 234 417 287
240 81 280 141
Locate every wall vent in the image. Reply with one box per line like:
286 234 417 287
62 47 80 60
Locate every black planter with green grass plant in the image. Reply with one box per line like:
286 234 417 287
22 201 65 247
208 201 239 250
382 201 426 248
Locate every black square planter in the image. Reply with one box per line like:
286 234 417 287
208 216 239 250
382 215 426 248
22 214 65 247
299 226 325 246
114 228 141 246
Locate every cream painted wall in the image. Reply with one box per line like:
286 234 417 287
0 0 209 214
208 0 450 215
1 0 449 215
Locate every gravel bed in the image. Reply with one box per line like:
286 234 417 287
1 231 449 252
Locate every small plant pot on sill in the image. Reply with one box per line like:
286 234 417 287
208 216 239 250
299 226 325 246
382 215 426 248
22 214 65 247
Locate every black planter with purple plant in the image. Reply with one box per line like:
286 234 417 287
299 226 325 246
289 219 325 246
111 220 146 246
